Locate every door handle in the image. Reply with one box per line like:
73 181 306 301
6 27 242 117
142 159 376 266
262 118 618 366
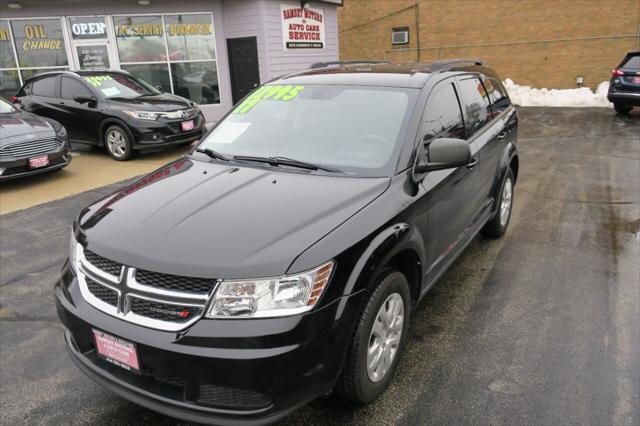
496 131 507 141
466 157 479 169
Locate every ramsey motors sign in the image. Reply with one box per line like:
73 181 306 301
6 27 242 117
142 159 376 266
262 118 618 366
281 4 325 50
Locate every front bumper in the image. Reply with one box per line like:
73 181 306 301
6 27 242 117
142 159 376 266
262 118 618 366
128 113 205 150
55 264 366 425
0 146 72 181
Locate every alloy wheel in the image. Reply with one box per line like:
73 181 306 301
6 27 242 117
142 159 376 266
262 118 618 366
367 292 404 383
106 129 127 158
500 177 513 227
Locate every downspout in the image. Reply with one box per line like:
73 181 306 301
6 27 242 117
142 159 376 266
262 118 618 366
415 0 421 62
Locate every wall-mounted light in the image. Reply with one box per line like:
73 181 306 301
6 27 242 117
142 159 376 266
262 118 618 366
7 2 22 9
138 0 150 5
575 76 584 87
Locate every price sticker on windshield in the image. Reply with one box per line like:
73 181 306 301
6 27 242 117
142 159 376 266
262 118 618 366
84 75 114 87
234 85 304 114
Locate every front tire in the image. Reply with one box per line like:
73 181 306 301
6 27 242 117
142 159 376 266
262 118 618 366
482 168 514 238
336 270 411 404
104 125 134 161
614 103 633 115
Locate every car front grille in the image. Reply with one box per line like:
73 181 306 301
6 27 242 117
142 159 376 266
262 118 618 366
84 250 123 278
77 247 215 331
167 115 203 133
130 297 203 323
0 138 64 159
135 269 215 295
85 277 119 307
197 384 271 410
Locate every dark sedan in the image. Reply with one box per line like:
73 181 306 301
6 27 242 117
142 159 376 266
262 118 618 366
0 97 71 181
608 51 640 114
12 70 205 161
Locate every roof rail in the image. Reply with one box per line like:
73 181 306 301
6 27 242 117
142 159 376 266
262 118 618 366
309 60 389 69
429 58 484 71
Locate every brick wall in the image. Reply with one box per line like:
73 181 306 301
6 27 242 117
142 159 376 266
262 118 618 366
338 0 640 89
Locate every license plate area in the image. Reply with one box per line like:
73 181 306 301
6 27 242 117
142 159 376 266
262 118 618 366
28 155 49 169
181 120 195 132
92 329 140 373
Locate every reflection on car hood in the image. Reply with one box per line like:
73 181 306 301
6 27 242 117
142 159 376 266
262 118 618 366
79 158 390 279
0 111 56 146
107 93 196 112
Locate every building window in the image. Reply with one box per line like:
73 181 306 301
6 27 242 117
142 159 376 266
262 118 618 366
0 18 69 98
113 13 219 105
391 27 409 45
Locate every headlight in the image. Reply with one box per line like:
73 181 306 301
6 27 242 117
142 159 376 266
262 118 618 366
56 125 68 140
124 110 160 121
69 228 79 273
206 261 334 318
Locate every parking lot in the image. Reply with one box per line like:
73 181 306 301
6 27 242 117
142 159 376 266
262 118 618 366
0 107 639 425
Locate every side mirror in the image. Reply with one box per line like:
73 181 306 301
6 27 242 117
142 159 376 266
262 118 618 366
415 138 471 174
74 95 97 106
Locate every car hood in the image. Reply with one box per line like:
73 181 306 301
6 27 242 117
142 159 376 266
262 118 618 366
107 93 196 112
79 158 390 279
0 111 56 146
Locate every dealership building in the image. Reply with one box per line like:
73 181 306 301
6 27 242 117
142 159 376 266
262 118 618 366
0 0 340 120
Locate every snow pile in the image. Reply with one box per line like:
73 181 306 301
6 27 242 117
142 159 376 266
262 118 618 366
503 79 612 108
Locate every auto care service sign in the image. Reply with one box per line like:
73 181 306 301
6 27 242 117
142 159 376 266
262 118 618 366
281 4 325 50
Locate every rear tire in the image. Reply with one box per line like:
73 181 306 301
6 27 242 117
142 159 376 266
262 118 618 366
104 125 134 161
614 103 633 115
482 168 514 238
336 270 410 404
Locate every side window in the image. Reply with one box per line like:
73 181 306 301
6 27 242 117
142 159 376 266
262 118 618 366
61 77 92 100
484 78 511 115
422 82 465 141
458 77 491 138
31 77 57 98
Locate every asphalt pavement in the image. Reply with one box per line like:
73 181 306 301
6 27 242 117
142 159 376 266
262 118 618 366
0 107 638 425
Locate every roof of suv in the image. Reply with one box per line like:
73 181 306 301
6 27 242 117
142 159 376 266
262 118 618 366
23 69 130 82
272 60 491 88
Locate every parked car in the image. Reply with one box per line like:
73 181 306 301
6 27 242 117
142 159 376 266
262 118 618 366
608 50 640 114
56 60 519 424
0 97 71 181
11 70 205 160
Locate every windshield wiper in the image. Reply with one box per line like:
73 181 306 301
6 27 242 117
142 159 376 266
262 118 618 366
196 148 231 162
233 155 343 173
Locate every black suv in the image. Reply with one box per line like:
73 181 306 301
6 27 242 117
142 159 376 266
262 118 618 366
56 60 519 424
12 70 205 160
608 51 640 114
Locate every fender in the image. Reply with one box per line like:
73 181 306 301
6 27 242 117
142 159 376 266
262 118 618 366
334 222 427 319
99 117 134 147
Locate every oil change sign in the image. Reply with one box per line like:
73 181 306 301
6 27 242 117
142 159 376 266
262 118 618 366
281 4 325 50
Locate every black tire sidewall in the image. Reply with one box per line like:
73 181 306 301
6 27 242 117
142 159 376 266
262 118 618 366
614 103 632 115
352 270 411 403
104 124 133 160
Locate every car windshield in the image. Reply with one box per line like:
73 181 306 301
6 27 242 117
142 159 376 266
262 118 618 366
82 74 161 99
197 84 417 177
0 98 16 113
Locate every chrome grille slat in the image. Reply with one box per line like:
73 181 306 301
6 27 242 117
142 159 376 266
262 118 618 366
76 246 213 331
0 138 63 158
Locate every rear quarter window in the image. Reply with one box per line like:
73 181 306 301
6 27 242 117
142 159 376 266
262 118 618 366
621 54 640 70
483 78 511 115
458 77 492 137
31 76 57 97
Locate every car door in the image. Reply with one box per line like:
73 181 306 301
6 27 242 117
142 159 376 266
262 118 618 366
420 79 477 273
59 76 102 144
22 75 61 121
455 75 504 225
